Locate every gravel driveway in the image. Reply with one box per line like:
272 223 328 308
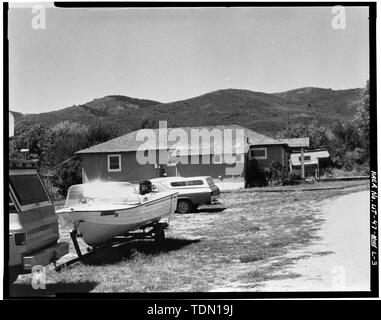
260 190 370 291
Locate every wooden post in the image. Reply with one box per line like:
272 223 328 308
317 161 320 179
301 147 305 179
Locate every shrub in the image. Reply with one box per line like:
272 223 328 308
283 171 301 185
53 158 82 197
263 162 286 186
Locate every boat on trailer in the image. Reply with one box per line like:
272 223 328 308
56 181 178 247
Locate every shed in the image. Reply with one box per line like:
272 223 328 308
290 149 330 178
278 137 310 178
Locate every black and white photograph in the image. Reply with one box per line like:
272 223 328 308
3 1 378 302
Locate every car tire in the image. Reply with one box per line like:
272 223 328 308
177 200 192 214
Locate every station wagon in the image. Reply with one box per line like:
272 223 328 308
150 176 220 214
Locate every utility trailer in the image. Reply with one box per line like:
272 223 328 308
55 221 169 271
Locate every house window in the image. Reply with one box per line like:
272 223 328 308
213 154 222 164
250 148 267 160
107 154 121 172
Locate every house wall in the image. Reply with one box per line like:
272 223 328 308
81 152 246 182
244 145 289 187
81 152 158 182
248 145 288 168
81 145 287 183
175 155 244 179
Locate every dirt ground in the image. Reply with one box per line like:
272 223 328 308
259 191 370 291
10 181 370 295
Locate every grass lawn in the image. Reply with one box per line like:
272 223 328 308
10 181 369 295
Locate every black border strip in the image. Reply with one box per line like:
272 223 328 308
3 1 10 300
368 0 378 297
53 1 375 8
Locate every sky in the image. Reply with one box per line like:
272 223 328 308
8 5 370 114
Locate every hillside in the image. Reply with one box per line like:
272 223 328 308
12 87 364 136
274 87 363 118
12 95 162 133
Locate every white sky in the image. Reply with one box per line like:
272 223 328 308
8 5 370 114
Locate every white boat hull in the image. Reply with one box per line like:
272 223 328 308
58 192 177 246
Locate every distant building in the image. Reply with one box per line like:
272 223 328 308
76 124 309 186
290 149 330 178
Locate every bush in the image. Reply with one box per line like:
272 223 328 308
53 158 82 197
263 162 286 186
282 171 301 185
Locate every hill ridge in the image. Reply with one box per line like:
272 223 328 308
12 86 363 135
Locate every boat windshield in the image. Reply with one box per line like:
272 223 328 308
64 182 140 208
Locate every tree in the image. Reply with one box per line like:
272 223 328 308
39 121 89 171
329 122 364 170
137 116 157 130
353 80 370 158
277 121 332 150
49 120 120 195
53 158 83 196
9 121 48 164
85 120 119 147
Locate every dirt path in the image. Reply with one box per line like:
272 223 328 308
259 190 370 291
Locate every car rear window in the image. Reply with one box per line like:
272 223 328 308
10 174 49 206
187 180 204 186
170 181 187 187
170 180 205 187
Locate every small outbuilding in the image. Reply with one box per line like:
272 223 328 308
290 149 330 179
278 137 310 178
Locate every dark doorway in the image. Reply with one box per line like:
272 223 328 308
244 153 267 187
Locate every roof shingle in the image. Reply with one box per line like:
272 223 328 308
278 137 310 148
77 125 286 155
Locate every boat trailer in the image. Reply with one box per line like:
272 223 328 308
55 221 168 272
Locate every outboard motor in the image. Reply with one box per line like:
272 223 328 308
139 180 153 195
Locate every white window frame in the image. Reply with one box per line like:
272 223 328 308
107 154 122 172
213 154 222 164
250 148 267 160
